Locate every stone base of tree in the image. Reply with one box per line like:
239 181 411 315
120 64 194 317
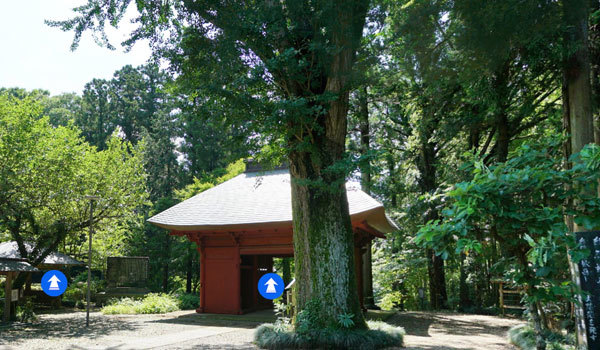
253 321 404 349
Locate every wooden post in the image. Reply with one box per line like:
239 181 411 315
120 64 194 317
499 282 504 316
4 272 13 323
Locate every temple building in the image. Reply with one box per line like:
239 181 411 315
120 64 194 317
148 163 396 314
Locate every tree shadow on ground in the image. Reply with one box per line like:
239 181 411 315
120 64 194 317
0 312 140 343
148 312 262 329
387 311 515 338
387 312 436 337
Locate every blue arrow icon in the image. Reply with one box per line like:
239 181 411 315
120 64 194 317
41 270 67 297
258 273 284 300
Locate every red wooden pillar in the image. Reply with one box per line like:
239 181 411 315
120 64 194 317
197 237 206 313
234 244 242 314
252 255 258 310
354 244 365 311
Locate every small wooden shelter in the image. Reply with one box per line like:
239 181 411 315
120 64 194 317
149 165 397 314
1 257 38 322
0 241 85 270
0 241 84 305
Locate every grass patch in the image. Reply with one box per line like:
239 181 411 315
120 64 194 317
101 293 179 315
365 309 396 322
508 324 575 350
254 320 404 349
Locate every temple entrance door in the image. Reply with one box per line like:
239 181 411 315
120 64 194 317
240 255 274 312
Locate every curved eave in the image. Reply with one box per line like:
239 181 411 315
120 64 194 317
149 206 398 236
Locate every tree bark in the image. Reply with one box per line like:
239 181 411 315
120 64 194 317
387 155 397 207
563 0 595 347
590 0 600 144
529 301 548 350
290 153 366 328
492 61 511 163
417 109 448 310
458 252 471 311
288 0 369 329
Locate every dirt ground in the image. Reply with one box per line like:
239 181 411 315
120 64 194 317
388 311 523 350
0 309 522 349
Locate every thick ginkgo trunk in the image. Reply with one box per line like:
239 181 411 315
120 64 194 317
289 92 365 327
286 0 369 331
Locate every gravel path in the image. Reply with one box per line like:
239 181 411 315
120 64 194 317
0 310 257 350
387 311 523 349
0 310 523 349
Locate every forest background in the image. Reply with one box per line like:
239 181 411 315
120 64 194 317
1 0 600 347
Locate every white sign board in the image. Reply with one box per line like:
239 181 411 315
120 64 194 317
11 289 19 302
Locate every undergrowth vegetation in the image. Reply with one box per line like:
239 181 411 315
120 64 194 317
176 293 200 310
101 293 179 314
255 300 404 349
508 324 575 350
254 320 404 350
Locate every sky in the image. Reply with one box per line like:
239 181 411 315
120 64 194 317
0 1 152 96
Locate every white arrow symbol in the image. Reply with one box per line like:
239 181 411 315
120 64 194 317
48 275 61 291
265 278 277 293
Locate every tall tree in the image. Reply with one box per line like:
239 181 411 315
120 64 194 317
78 78 113 150
0 96 147 287
50 0 371 329
563 0 596 347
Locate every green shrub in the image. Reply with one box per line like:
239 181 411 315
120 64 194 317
63 272 105 307
254 320 404 349
378 291 403 311
136 293 179 314
508 324 575 350
16 297 38 323
101 293 180 315
177 293 199 310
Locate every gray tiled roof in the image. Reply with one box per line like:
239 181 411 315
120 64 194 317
0 258 39 272
148 170 397 234
0 241 84 266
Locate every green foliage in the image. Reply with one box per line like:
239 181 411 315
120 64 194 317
101 293 180 315
295 298 325 337
63 272 105 308
16 297 38 323
254 320 404 350
378 291 404 311
176 293 199 310
337 313 355 329
508 324 575 350
0 96 148 269
416 140 600 307
175 158 245 200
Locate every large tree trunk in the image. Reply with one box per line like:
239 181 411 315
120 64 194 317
358 87 375 309
492 60 511 163
563 0 595 347
290 150 366 328
458 252 471 311
591 0 600 144
288 1 368 330
417 118 448 310
427 249 448 309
